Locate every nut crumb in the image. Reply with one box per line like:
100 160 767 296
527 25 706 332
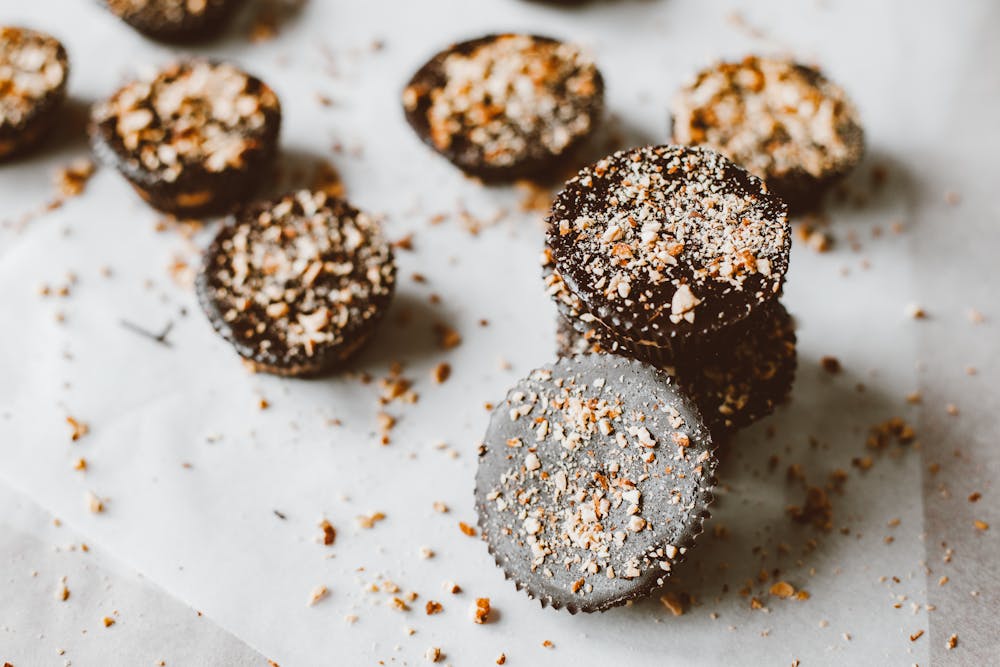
308 585 329 606
318 519 336 545
458 521 477 537
769 581 796 599
820 356 842 374
67 416 89 441
431 363 451 384
471 597 490 624
659 591 685 616
86 492 104 514
433 324 462 350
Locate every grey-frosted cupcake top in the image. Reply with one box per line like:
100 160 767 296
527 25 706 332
476 354 717 612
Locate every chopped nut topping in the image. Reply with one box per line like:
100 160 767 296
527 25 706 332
93 61 280 182
202 190 395 368
0 28 66 127
672 56 864 183
547 145 787 344
406 35 601 170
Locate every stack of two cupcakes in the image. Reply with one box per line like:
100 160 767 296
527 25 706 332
544 144 797 439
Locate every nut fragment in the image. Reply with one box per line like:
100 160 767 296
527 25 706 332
769 581 796 598
317 519 336 545
659 591 685 616
308 585 329 606
471 597 490 624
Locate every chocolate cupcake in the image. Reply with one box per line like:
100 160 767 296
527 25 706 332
546 145 790 351
554 302 797 437
476 354 717 612
0 27 69 160
91 61 281 217
676 301 796 435
671 56 864 213
196 190 396 376
103 0 240 43
403 34 604 181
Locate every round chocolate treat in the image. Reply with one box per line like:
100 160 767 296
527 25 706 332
196 190 396 376
403 34 604 181
103 0 240 43
0 27 69 160
672 56 864 213
546 144 790 348
674 301 796 435
91 60 281 217
554 302 796 437
475 355 717 612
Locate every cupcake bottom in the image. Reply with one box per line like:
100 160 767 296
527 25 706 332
556 301 797 438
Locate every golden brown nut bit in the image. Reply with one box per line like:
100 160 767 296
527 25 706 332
471 597 491 624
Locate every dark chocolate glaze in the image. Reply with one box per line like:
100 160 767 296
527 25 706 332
403 34 604 182
196 192 396 376
555 301 797 438
0 28 69 161
90 61 281 217
546 145 790 346
102 0 241 43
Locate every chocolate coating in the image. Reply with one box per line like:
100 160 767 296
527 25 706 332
546 145 790 347
671 56 864 214
675 301 796 434
555 302 797 437
103 0 240 43
475 355 717 612
403 33 604 182
0 27 69 160
91 60 281 217
196 190 396 376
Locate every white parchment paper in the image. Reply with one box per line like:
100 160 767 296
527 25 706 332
2 1 998 665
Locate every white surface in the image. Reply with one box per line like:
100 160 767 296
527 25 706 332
0 484 263 666
1 0 997 665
